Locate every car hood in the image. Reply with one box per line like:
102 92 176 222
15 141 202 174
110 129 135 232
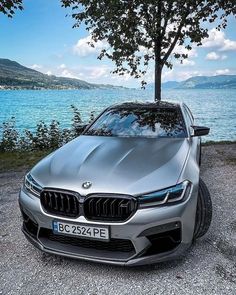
31 135 189 196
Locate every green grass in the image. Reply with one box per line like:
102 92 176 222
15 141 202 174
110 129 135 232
0 150 51 172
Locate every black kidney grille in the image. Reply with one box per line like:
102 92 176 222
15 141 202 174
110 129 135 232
40 190 79 217
84 196 137 221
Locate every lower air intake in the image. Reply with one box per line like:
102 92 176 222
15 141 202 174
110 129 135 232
39 228 134 253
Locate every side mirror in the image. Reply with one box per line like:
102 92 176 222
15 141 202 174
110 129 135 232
191 126 210 137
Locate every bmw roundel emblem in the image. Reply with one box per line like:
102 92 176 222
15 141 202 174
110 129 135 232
82 181 92 189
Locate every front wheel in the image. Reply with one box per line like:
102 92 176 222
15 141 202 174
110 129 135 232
193 178 212 239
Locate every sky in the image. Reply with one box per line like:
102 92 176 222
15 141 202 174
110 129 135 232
0 0 236 87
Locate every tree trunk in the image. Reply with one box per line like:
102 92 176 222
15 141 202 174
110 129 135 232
154 40 162 102
154 62 162 102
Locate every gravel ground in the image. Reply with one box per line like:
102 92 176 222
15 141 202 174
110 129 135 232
0 144 236 295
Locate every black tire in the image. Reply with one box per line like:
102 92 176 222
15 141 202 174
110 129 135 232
193 178 212 239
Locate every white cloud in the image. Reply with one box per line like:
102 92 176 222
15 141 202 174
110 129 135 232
202 29 225 48
30 64 42 70
46 71 52 76
58 64 66 69
220 39 236 51
161 69 201 82
205 51 227 61
214 69 230 75
111 72 132 82
202 28 236 51
56 64 80 79
58 65 114 82
73 35 109 57
60 69 78 79
76 65 134 85
70 65 110 80
169 45 198 67
89 67 109 79
180 59 195 66
173 45 198 58
162 70 174 81
205 51 220 60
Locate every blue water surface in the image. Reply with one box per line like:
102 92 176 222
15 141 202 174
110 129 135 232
0 88 235 141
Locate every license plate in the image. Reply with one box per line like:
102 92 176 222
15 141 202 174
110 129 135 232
52 220 109 241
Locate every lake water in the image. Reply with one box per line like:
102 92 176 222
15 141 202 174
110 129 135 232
0 88 235 142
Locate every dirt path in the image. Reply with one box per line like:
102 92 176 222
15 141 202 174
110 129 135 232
0 144 235 295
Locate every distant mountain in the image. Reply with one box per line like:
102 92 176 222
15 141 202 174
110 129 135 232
148 75 236 89
0 58 123 90
178 75 236 89
2 58 235 90
162 81 180 89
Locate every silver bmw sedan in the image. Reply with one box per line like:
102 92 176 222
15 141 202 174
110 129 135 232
19 101 212 266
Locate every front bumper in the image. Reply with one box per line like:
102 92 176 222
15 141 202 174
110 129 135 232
19 187 197 266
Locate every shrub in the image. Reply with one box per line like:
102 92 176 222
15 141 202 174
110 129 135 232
71 105 84 137
17 129 34 151
0 117 19 152
0 105 92 152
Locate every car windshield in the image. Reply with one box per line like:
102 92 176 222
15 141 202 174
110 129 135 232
84 107 187 138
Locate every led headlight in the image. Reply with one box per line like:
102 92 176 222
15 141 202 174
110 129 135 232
138 181 191 208
24 173 42 197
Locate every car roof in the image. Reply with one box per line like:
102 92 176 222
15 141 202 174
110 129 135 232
108 101 181 110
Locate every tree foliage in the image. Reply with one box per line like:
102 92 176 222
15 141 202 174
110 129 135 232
0 0 23 17
0 105 92 152
61 0 236 100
